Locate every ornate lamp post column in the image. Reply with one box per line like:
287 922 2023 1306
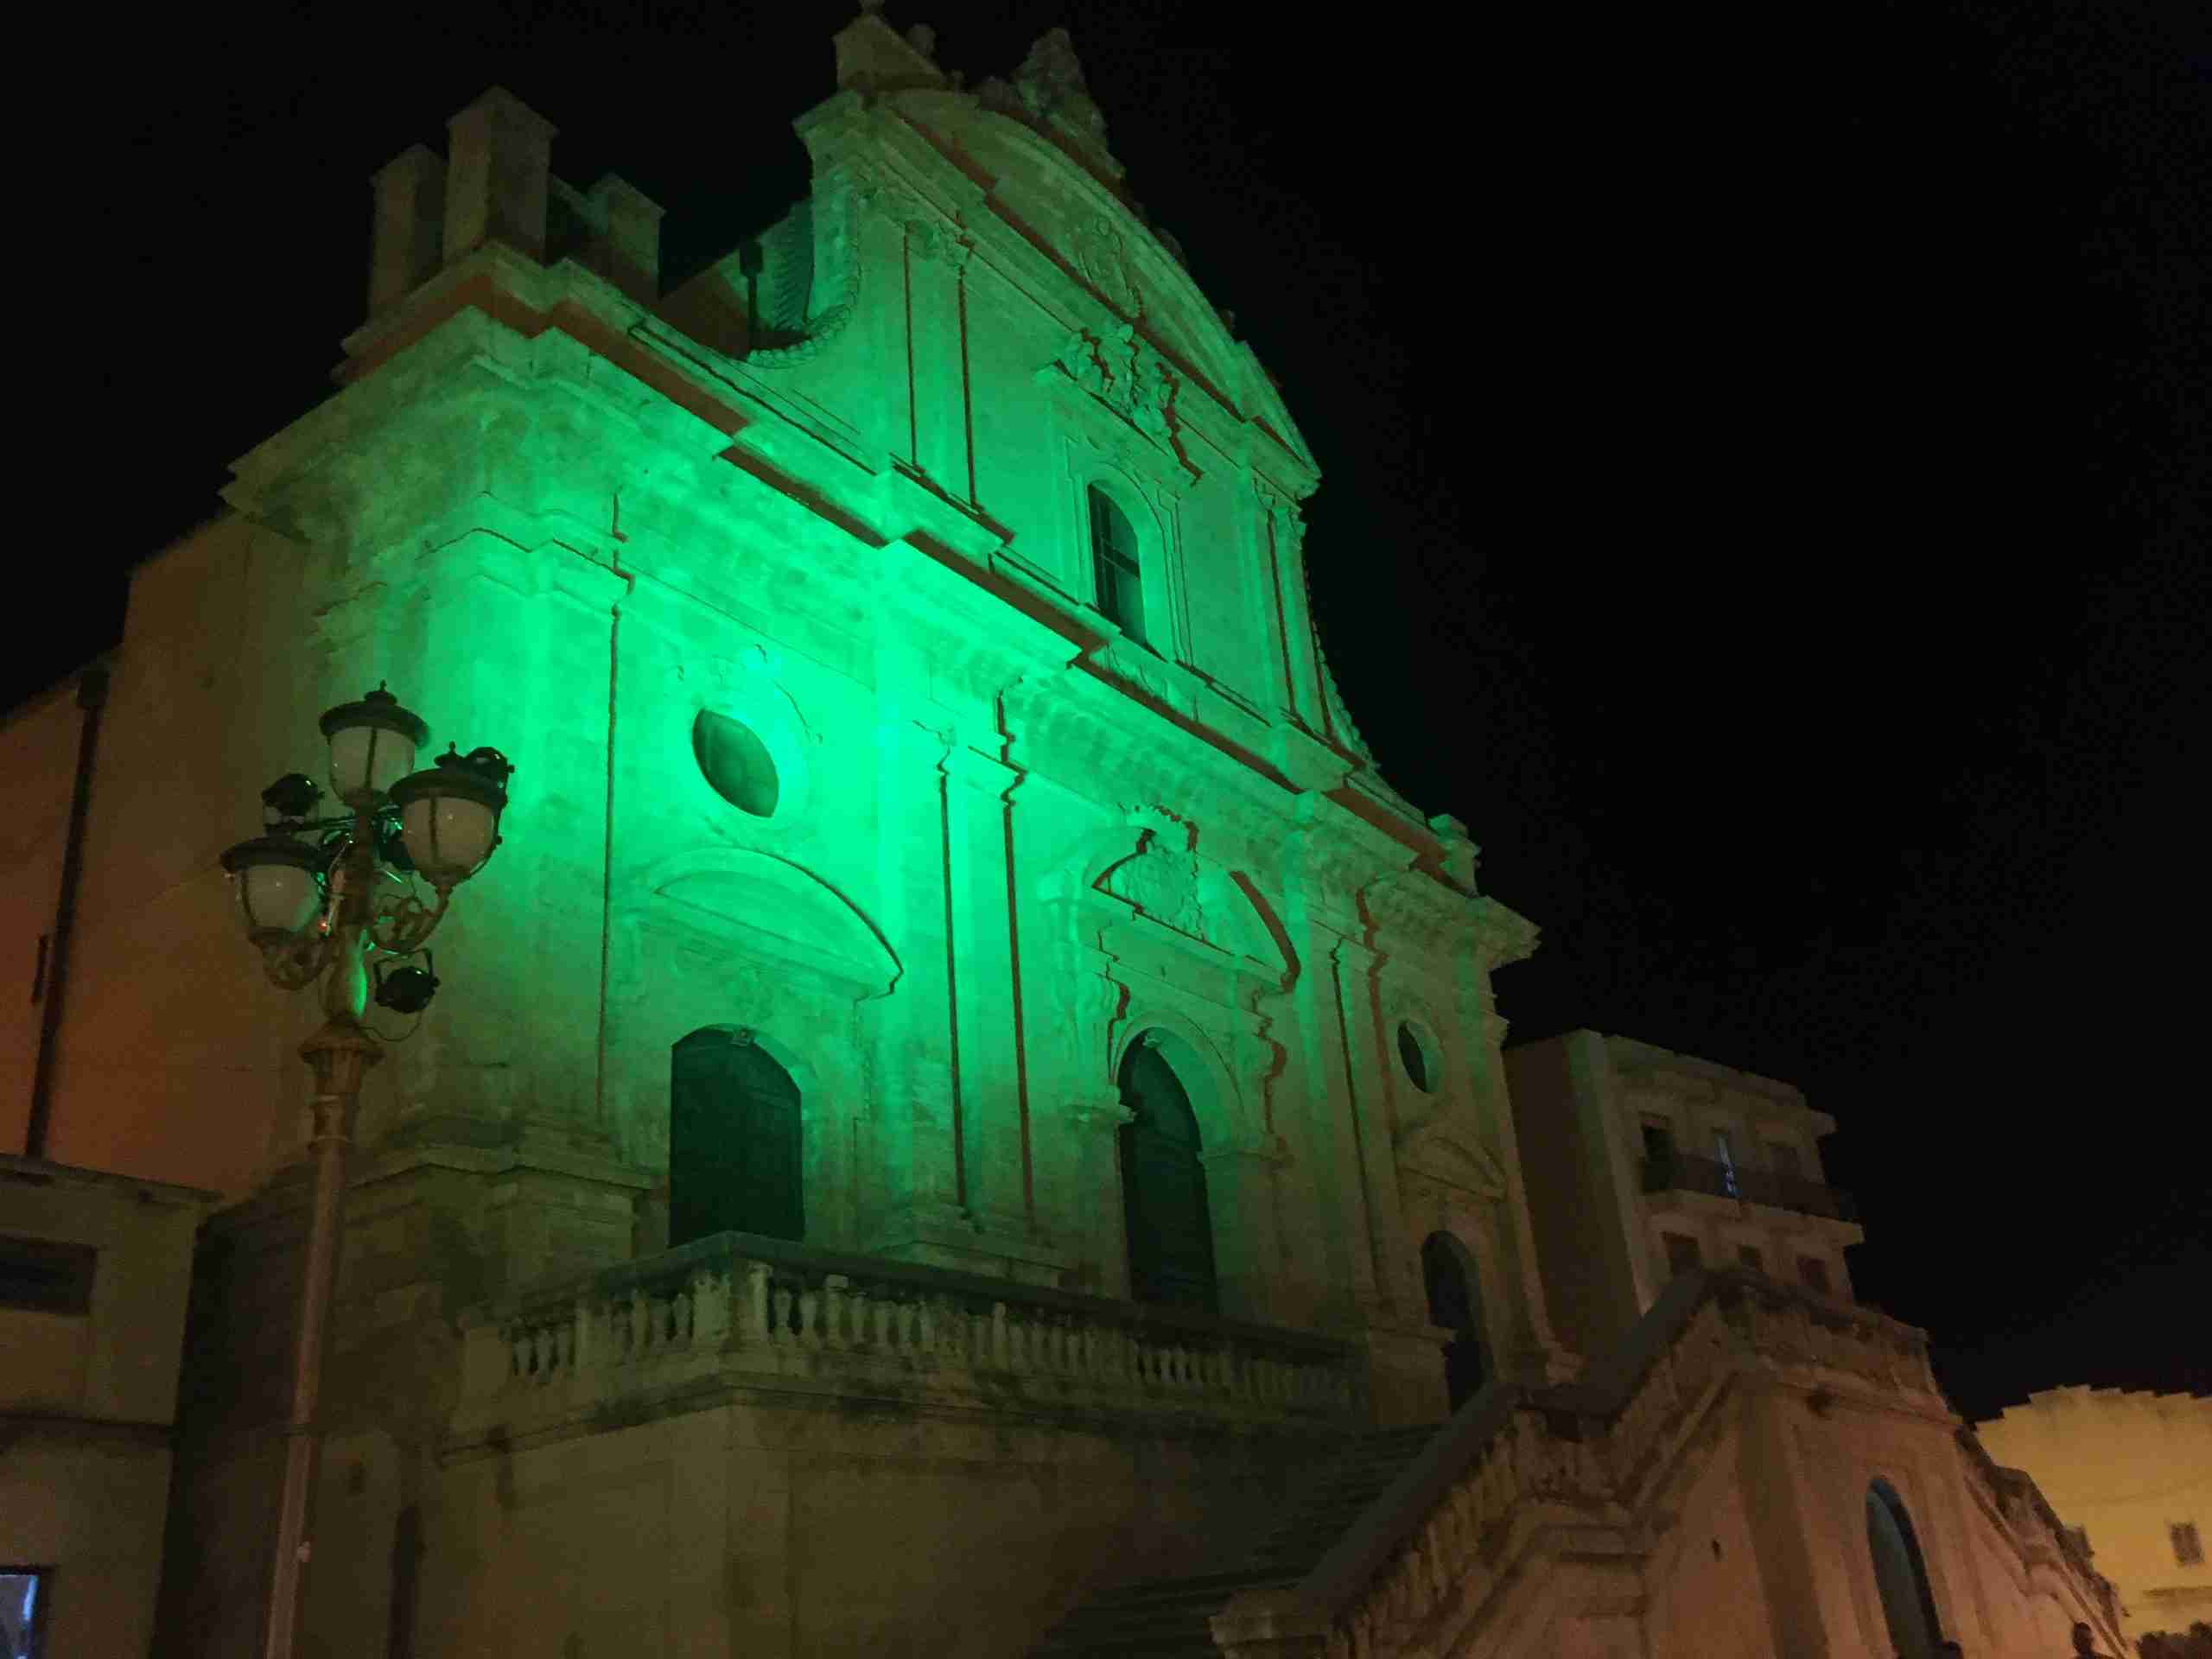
219 684 514 1659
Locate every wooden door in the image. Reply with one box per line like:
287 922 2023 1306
1118 1039 1217 1312
669 1029 804 1248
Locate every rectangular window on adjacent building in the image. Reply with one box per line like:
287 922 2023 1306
2174 1521 2203 1566
0 1236 97 1315
1737 1243 1765 1274
1713 1128 1739 1198
1664 1233 1701 1276
1766 1141 1802 1179
1797 1255 1832 1295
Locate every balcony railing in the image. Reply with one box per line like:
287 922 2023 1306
1642 1151 1859 1223
452 1230 1363 1437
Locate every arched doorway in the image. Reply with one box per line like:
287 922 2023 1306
1421 1231 1489 1411
1118 1035 1217 1312
669 1028 804 1248
1866 1478 1945 1657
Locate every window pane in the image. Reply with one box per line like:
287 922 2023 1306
1664 1233 1701 1275
1088 486 1145 644
0 1236 97 1314
1799 1255 1832 1294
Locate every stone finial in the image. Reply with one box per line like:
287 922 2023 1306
442 87 558 266
834 3 949 92
367 145 446 316
586 175 665 304
1014 28 1110 150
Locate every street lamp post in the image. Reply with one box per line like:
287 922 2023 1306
219 684 513 1659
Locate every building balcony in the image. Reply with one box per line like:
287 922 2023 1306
451 1230 1366 1444
1641 1151 1859 1224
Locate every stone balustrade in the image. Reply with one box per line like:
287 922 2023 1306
1214 1270 1955 1658
454 1230 1361 1433
1953 1423 2125 1633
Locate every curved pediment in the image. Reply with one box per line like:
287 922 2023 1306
645 849 899 998
1398 1121 1509 1201
903 96 1316 476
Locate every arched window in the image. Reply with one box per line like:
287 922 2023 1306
1118 1036 1215 1311
1421 1231 1489 1412
1866 1478 1946 1658
1088 486 1147 645
669 1028 804 1248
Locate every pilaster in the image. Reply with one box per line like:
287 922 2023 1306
942 741 1031 1240
905 219 975 502
1331 936 1423 1322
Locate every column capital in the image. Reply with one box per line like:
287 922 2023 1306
943 743 1023 800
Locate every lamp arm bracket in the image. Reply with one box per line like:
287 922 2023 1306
368 887 451 957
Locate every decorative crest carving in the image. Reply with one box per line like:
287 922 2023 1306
1047 324 1177 440
1075 215 1139 315
1102 831 1208 942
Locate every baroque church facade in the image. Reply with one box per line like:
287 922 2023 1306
0 9 2140 1656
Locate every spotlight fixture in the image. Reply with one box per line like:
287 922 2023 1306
374 955 441 1015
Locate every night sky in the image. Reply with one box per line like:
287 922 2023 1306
33 0 2209 1422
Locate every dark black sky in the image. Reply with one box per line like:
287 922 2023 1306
37 0 2210 1421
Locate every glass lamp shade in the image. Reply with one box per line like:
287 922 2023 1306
388 747 512 887
218 836 327 941
318 684 429 809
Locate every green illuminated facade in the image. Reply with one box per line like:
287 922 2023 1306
184 21 1563 1376
13 11 1586 1653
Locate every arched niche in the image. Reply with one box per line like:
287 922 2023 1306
1421 1230 1489 1412
669 1027 804 1248
1866 1477 1947 1657
613 850 896 1254
1115 1030 1217 1313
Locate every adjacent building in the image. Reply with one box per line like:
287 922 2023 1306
0 1155 213 1659
1979 1387 2212 1650
1504 1031 1862 1362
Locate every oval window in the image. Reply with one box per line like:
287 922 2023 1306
1397 1020 1438 1094
693 710 779 818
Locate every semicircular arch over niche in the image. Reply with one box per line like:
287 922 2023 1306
1116 1032 1217 1313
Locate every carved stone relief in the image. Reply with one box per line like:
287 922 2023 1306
1101 831 1208 943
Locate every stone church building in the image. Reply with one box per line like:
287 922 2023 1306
0 8 2140 1656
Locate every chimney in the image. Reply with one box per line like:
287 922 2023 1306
586 175 665 305
366 145 447 315
442 87 557 266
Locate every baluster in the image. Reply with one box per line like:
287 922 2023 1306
991 1303 1009 1369
742 1263 770 1344
772 1283 794 1341
798 1286 821 1345
511 1330 530 1380
674 1286 694 1344
823 1276 847 1348
553 1321 574 1376
915 1298 935 1357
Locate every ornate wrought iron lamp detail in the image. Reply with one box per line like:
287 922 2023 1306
215 683 513 1659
